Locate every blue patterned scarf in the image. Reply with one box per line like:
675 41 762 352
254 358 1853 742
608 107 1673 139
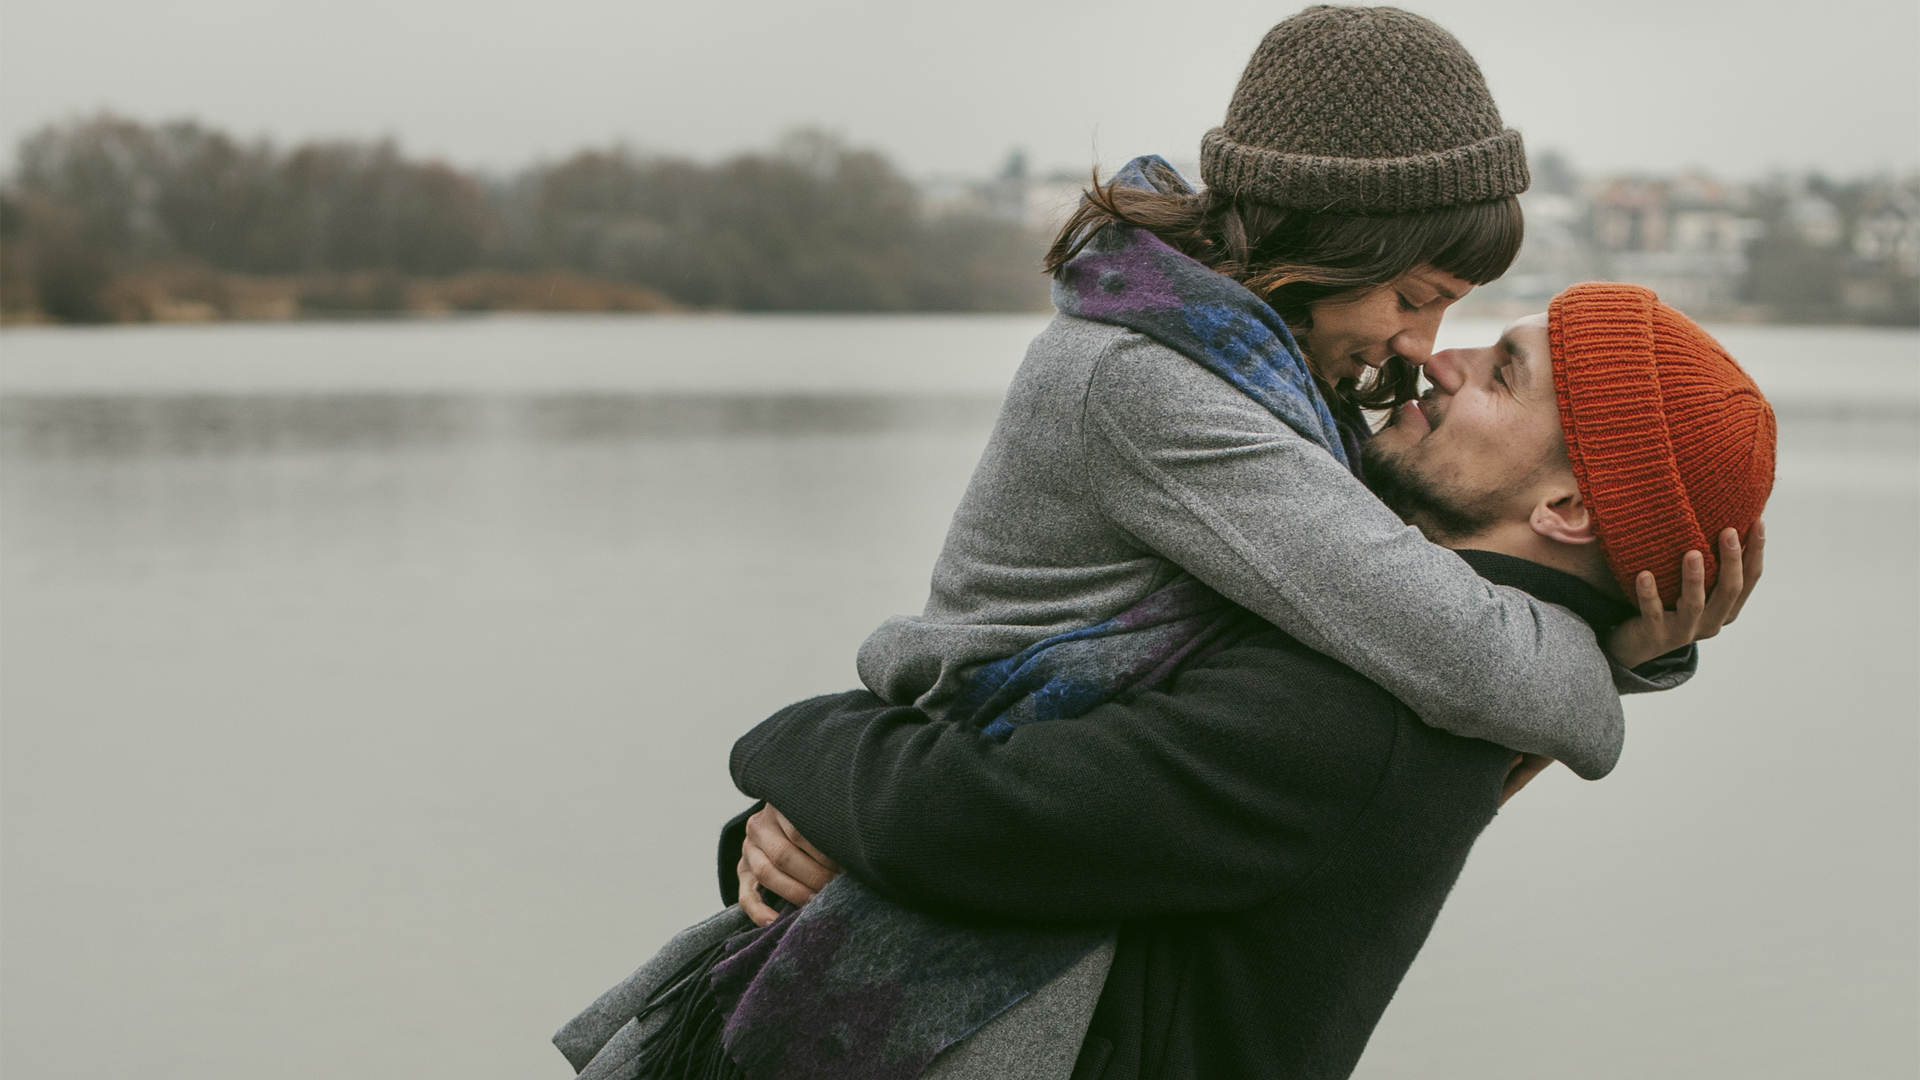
636 157 1355 1080
949 155 1350 737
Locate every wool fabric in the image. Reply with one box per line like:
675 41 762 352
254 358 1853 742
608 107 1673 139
605 157 1369 1080
1200 5 1529 214
1548 283 1777 606
729 553 1641 1080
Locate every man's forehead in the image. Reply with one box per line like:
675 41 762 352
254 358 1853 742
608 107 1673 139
1501 312 1549 338
1499 313 1551 361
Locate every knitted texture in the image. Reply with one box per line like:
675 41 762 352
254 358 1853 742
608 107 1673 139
1548 283 1777 605
600 157 1364 1080
1200 5 1529 213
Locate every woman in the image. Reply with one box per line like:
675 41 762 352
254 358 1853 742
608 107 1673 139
557 8 1723 1079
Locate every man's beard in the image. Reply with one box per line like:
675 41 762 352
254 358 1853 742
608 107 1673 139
1360 437 1502 544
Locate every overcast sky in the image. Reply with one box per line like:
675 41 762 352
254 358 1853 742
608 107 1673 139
1 0 1914 181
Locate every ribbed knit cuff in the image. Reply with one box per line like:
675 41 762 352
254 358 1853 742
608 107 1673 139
1549 285 1710 605
1199 127 1529 214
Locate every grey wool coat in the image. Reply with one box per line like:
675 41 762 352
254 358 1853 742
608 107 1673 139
859 313 1686 781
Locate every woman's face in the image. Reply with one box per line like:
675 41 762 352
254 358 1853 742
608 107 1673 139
1298 265 1475 385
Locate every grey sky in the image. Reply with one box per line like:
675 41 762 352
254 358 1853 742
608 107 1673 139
1 0 1914 180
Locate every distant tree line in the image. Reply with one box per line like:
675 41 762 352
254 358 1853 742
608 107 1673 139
0 116 1050 322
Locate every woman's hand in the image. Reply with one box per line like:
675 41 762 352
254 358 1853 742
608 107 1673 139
1501 753 1556 806
1607 520 1765 669
736 804 843 927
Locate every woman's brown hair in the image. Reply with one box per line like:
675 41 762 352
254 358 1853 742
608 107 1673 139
1044 158 1524 410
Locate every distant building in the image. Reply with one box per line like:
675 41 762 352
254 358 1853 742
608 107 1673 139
920 153 1917 325
1851 187 1920 276
1584 172 1765 316
982 150 1030 224
1462 161 1915 325
1787 191 1844 249
922 150 1091 236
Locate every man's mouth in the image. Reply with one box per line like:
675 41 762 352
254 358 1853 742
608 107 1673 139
1415 389 1443 426
1392 393 1439 433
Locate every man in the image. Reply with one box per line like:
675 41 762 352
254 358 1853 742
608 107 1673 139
722 284 1774 1079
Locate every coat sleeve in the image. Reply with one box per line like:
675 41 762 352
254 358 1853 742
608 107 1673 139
730 641 1404 923
1081 334 1625 779
1617 644 1697 693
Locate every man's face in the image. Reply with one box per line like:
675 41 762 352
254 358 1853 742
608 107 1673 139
1361 313 1568 542
1298 265 1474 384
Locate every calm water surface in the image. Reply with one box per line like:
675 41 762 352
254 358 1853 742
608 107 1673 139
2 314 1916 1078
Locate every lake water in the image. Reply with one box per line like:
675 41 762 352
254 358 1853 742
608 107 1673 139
2 314 1916 1079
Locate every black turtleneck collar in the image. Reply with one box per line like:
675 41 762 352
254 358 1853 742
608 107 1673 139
1452 549 1636 636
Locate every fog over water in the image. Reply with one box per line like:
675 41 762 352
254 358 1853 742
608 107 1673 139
2 315 1915 1078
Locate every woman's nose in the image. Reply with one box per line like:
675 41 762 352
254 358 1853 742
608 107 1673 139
1388 324 1439 366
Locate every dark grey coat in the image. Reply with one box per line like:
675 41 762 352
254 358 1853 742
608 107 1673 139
731 553 1676 1080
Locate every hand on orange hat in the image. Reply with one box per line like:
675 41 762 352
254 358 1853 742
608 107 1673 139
1606 522 1766 670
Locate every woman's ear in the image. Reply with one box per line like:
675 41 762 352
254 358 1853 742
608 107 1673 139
1531 486 1598 546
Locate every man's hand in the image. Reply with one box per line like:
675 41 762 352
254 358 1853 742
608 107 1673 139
1501 753 1555 806
737 804 842 927
1607 520 1765 669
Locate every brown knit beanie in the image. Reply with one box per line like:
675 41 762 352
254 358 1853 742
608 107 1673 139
1201 5 1529 214
1549 283 1777 606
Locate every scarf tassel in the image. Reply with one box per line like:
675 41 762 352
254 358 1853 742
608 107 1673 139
630 934 747 1080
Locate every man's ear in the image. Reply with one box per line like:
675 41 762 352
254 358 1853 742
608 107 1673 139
1530 484 1598 546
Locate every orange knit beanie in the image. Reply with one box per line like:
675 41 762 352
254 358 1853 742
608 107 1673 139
1548 283 1777 606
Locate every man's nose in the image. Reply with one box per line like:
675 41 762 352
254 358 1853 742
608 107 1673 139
1423 348 1467 393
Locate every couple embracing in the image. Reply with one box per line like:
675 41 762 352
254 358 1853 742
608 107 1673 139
558 7 1776 1079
